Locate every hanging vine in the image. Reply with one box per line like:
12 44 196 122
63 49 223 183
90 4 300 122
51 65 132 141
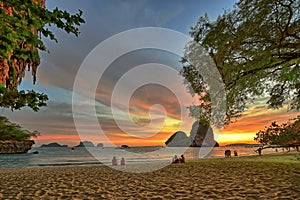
0 0 84 111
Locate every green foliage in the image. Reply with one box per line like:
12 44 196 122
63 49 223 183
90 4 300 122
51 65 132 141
254 116 300 146
0 0 85 61
182 0 300 125
0 85 48 111
0 116 39 141
0 0 84 111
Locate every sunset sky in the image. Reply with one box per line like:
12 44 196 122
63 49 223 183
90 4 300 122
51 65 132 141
2 0 299 147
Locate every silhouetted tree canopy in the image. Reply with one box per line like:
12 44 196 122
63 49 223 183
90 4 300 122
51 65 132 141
254 116 300 148
181 0 300 125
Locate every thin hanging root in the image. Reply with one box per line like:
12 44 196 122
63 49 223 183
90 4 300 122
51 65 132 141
0 60 10 86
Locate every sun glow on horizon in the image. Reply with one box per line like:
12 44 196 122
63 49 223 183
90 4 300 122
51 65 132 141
33 106 300 147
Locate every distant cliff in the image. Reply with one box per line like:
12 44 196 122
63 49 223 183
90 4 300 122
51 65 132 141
165 121 219 147
165 131 190 147
0 140 34 154
190 121 219 147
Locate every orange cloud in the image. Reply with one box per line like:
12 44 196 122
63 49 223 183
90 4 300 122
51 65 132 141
218 105 300 145
34 134 81 147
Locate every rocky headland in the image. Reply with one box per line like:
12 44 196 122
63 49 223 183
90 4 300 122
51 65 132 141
0 140 35 154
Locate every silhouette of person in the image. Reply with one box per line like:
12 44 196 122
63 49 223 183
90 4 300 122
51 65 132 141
225 150 231 158
179 155 185 163
257 148 262 156
112 156 118 166
234 150 238 156
172 155 179 163
121 157 125 166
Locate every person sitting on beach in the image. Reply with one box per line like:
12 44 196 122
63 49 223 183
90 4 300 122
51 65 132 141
257 148 262 156
172 155 179 163
179 155 185 163
234 150 238 157
225 150 231 158
121 157 125 166
112 156 118 166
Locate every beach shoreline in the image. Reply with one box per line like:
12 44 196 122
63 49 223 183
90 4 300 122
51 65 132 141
0 149 298 170
1 145 295 170
0 153 299 199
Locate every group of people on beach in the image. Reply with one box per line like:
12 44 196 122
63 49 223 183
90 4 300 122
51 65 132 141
224 150 238 158
172 154 185 163
112 157 126 166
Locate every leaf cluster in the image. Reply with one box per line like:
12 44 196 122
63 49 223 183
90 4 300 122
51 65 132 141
0 85 48 111
0 0 84 111
254 116 300 146
0 116 39 141
0 0 85 61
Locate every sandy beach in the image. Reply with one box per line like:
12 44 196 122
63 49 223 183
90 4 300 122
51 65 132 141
0 153 299 199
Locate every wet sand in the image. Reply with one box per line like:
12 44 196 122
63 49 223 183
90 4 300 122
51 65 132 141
0 154 299 199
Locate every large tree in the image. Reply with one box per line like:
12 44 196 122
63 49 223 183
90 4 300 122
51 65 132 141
0 0 84 111
181 0 300 125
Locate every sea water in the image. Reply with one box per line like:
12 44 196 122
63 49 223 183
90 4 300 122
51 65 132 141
0 146 280 169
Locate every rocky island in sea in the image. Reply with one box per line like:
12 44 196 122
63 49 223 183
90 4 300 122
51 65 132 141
40 142 68 148
75 141 95 147
165 131 190 147
165 121 219 147
97 143 104 148
0 116 36 154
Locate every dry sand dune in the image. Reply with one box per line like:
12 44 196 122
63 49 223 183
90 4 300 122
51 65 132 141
0 154 299 199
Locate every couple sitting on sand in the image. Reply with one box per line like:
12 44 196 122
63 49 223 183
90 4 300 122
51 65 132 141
172 155 185 163
112 157 126 166
224 150 238 158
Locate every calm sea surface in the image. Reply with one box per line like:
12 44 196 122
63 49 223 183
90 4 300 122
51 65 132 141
0 146 280 169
